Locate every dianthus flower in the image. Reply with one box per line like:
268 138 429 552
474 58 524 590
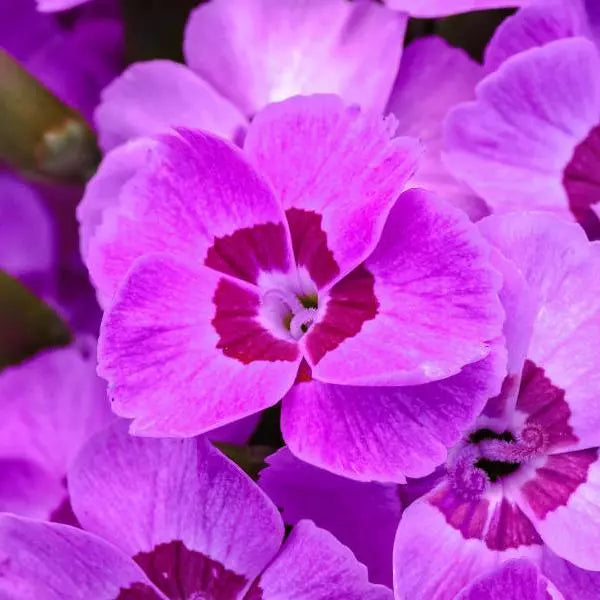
0 423 391 600
444 0 600 238
81 94 504 481
382 0 533 17
393 213 600 599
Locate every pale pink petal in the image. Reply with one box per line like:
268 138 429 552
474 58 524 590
384 0 529 18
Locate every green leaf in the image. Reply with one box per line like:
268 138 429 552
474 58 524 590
0 51 100 184
0 270 72 370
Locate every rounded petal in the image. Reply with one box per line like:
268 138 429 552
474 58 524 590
98 254 300 436
393 489 543 600
245 95 420 289
517 449 600 571
481 213 600 451
282 350 505 482
0 514 166 599
387 36 487 219
249 520 393 600
455 560 563 600
86 128 294 306
259 447 401 585
383 0 529 18
444 38 600 221
69 423 284 596
95 60 246 152
540 547 600 600
184 0 406 115
0 342 111 478
484 0 591 71
0 172 55 289
304 189 503 386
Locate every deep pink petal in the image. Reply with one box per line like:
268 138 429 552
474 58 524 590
383 0 529 17
184 0 406 115
282 350 505 482
69 423 284 596
0 515 166 599
394 489 543 600
95 60 246 152
516 449 600 570
388 36 487 219
305 189 503 386
247 520 392 600
455 560 563 600
86 128 293 306
540 547 600 600
244 95 420 289
37 0 92 11
484 0 590 71
258 447 401 585
98 254 300 436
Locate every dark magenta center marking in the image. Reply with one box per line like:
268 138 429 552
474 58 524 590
563 123 600 240
285 208 340 289
212 278 299 364
205 221 290 284
305 264 378 365
133 540 247 600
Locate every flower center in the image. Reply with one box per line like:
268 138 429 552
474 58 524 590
448 424 549 498
261 287 319 340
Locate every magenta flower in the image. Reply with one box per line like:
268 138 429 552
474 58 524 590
0 341 112 522
95 0 406 152
444 3 600 238
36 0 93 11
0 423 391 600
392 213 600 599
82 95 504 481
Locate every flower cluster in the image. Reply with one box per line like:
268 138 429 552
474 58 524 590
1 0 599 598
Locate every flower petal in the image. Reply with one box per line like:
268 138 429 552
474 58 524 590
383 0 529 18
258 447 401 585
388 36 487 219
394 488 543 600
444 38 600 223
98 254 301 436
540 547 600 600
184 0 406 115
247 520 392 600
95 60 246 152
282 350 505 482
244 95 420 289
304 188 503 386
455 559 563 600
86 128 293 306
0 514 166 599
484 0 590 71
69 423 284 597
517 449 600 570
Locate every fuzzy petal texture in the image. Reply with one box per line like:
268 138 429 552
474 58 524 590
245 95 420 288
303 188 503 386
282 348 505 482
387 36 487 219
69 423 284 595
184 0 406 115
87 128 293 306
95 60 246 152
480 213 600 451
0 343 111 479
455 560 563 600
393 492 543 600
98 254 301 436
259 447 401 585
444 38 600 222
484 0 590 71
0 515 166 599
383 0 529 17
248 520 392 600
